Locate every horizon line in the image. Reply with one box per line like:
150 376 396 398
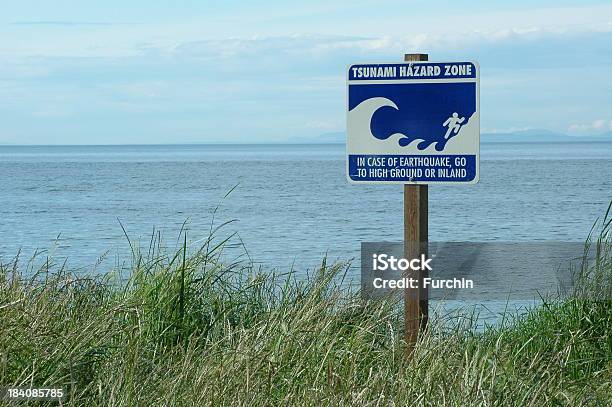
1 139 611 148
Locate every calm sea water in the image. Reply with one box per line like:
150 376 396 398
0 142 610 281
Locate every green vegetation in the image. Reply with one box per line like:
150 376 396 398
0 208 610 406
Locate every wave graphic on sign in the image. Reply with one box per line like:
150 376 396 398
350 97 445 151
347 97 406 149
348 82 477 152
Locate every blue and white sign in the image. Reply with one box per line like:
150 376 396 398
347 61 479 184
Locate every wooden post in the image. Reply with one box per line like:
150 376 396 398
404 53 429 350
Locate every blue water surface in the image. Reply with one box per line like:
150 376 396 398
0 142 610 279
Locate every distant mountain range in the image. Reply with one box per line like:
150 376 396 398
307 129 611 144
480 129 611 143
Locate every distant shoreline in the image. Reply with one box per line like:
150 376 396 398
1 139 611 148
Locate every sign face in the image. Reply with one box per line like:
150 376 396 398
346 61 479 184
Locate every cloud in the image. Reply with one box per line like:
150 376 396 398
10 21 130 27
172 34 373 60
168 24 612 67
1 8 611 144
568 119 612 135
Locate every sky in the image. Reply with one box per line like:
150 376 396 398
1 0 611 144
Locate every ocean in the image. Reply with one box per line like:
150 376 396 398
1 142 610 283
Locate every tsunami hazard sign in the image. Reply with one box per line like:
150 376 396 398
347 61 480 184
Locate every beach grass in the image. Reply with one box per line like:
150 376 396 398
0 207 610 406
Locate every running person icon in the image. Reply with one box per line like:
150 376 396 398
442 112 465 139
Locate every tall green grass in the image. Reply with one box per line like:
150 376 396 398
0 207 610 406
